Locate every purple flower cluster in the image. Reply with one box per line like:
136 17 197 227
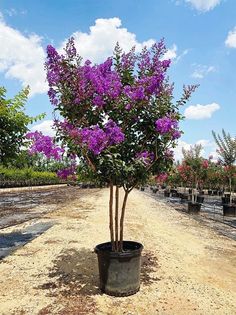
136 151 155 165
155 116 181 140
80 58 122 106
164 149 174 160
80 126 108 155
79 120 125 155
46 39 123 109
121 47 136 70
26 131 64 160
124 85 146 101
57 163 77 180
122 43 171 108
45 38 173 112
104 120 125 145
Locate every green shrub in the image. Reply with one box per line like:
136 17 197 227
0 166 64 188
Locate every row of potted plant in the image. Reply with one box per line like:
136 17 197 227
0 166 64 188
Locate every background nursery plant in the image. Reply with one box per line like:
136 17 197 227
181 144 207 209
45 38 197 252
213 129 236 204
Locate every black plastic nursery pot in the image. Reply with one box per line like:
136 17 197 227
196 195 204 203
188 202 201 213
222 196 230 204
170 189 178 197
95 241 143 297
164 190 170 197
179 193 189 201
223 204 236 217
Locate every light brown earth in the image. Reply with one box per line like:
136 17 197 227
0 187 235 315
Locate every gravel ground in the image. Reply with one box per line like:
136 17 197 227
0 187 235 315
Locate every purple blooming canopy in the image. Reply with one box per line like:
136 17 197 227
26 131 64 160
27 37 196 185
155 116 181 140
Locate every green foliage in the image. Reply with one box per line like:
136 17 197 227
182 144 206 188
212 129 236 166
205 161 224 189
0 86 45 165
0 166 62 188
182 144 202 160
166 169 181 187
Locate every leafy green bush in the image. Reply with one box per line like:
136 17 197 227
0 166 64 188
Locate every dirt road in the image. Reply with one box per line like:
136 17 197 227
0 187 235 314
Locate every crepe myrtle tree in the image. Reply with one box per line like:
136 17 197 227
205 157 224 191
182 144 208 202
44 38 197 252
212 129 236 203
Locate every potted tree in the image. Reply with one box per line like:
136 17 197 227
182 145 206 213
212 129 236 216
176 163 191 201
205 158 223 197
222 165 236 216
156 172 170 196
43 38 196 296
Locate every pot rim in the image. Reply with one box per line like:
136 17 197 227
94 241 143 258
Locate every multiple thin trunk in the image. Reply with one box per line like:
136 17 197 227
229 177 232 204
109 182 130 252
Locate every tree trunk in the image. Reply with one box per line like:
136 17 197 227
115 186 119 251
229 177 232 204
119 189 129 251
191 181 195 203
109 183 115 251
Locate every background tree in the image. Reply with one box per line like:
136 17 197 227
182 144 206 202
0 86 44 165
212 129 236 202
212 129 236 165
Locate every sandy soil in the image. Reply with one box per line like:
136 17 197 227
0 187 235 315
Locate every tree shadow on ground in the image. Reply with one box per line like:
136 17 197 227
141 250 161 285
39 247 160 295
38 248 98 314
41 248 100 297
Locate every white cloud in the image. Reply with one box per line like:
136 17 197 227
208 150 219 162
185 0 221 12
60 17 155 64
0 16 157 95
162 44 178 60
184 102 220 120
176 49 189 62
191 64 216 79
31 120 55 137
173 140 192 161
0 16 47 96
196 139 211 147
173 138 218 161
4 8 27 17
0 15 179 97
161 45 189 63
225 27 236 48
5 8 17 17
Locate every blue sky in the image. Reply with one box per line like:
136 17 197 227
0 0 235 160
